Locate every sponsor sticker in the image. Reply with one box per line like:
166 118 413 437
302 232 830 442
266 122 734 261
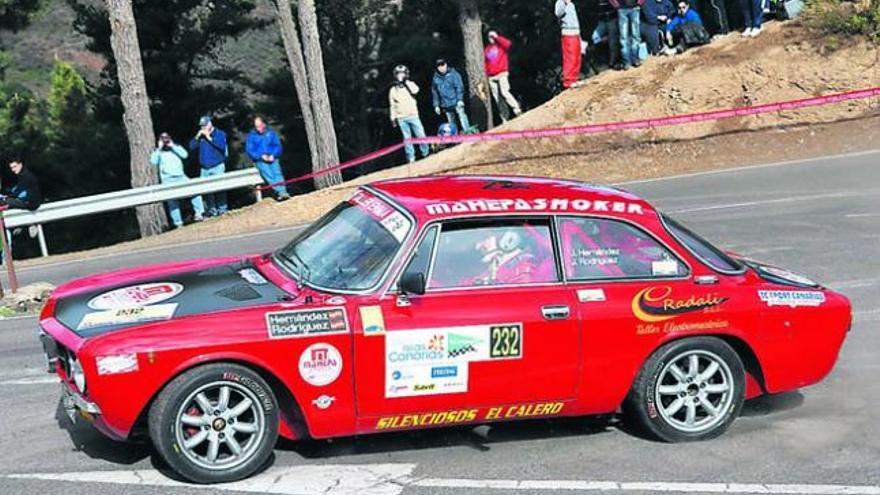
350 189 411 242
425 198 645 216
651 259 681 276
758 290 826 308
266 308 348 339
325 296 347 305
239 268 268 285
380 212 410 242
632 286 727 323
637 319 729 335
577 289 606 302
385 324 522 365
375 401 565 430
77 303 178 330
96 354 139 375
88 283 183 310
298 343 343 386
385 363 468 398
359 305 386 336
312 395 336 410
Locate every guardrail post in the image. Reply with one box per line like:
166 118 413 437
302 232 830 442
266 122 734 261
255 187 263 203
36 224 49 257
0 208 19 295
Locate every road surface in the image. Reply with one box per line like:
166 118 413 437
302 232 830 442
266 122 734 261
1 151 878 495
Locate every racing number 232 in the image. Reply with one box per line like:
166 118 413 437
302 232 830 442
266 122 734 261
490 324 522 359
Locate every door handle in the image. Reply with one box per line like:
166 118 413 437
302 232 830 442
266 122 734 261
541 305 570 320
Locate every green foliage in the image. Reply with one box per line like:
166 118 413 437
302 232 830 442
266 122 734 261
47 59 86 134
805 0 880 42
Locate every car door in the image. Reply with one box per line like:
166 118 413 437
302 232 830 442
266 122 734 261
353 217 581 420
555 215 754 411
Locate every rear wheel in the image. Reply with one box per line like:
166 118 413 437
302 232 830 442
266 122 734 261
625 337 745 442
149 363 279 483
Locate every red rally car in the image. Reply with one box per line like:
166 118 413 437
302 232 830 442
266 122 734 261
38 175 851 483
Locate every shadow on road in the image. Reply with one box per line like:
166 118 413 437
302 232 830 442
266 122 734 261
741 391 805 417
281 415 614 459
54 399 152 465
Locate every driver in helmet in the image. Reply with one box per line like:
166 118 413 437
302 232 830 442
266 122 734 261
388 64 430 164
471 230 538 285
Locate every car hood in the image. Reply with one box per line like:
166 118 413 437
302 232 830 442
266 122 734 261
53 258 291 338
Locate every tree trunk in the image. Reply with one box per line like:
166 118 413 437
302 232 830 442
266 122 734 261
105 0 167 236
457 0 492 131
297 0 342 188
272 0 319 170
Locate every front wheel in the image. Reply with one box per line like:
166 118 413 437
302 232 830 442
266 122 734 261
148 363 279 483
624 337 745 442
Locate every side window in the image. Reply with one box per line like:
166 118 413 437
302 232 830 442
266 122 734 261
559 216 687 281
428 219 559 289
399 226 438 282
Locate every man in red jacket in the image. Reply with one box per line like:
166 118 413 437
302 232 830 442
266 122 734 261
484 30 523 123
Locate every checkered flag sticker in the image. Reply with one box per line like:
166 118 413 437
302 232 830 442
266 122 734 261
448 345 476 359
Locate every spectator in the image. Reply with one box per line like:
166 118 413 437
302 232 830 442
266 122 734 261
484 30 523 123
246 116 290 202
189 115 228 217
641 0 675 54
149 133 205 228
610 0 646 69
697 0 730 35
0 159 42 211
591 0 621 69
739 0 763 37
431 59 472 133
388 64 430 164
554 0 582 89
665 0 708 53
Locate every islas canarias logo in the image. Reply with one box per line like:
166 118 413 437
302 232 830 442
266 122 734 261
632 286 728 322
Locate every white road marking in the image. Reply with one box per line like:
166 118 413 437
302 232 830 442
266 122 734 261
845 213 880 218
5 467 880 495
4 464 417 495
668 190 879 214
616 149 880 186
828 277 880 290
0 376 58 386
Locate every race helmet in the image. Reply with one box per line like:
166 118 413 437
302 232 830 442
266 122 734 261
438 122 459 136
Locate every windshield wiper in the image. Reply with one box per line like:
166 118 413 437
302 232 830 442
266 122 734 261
276 249 311 288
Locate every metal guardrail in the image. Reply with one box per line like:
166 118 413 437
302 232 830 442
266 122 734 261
1 168 264 258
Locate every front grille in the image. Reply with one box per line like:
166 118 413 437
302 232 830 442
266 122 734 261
40 332 73 378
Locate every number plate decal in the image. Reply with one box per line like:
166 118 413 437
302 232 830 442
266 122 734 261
489 324 523 359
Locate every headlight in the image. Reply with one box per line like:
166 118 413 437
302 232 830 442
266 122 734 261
70 355 86 393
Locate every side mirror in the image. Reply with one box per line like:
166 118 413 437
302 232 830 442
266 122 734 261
399 272 426 296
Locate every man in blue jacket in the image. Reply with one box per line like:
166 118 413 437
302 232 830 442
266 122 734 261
665 0 704 52
431 59 473 133
189 115 228 216
641 0 675 54
245 115 290 201
150 132 205 228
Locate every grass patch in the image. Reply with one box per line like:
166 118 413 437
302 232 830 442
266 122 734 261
804 0 880 42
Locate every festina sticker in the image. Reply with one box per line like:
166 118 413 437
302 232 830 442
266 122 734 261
758 290 826 308
299 344 343 386
77 303 178 330
88 283 183 310
266 308 349 339
239 268 268 285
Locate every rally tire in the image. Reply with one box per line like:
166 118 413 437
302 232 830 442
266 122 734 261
624 337 745 442
148 363 279 484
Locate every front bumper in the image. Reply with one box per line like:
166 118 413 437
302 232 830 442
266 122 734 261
61 382 101 422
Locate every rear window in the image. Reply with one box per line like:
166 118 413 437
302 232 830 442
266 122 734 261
661 214 743 273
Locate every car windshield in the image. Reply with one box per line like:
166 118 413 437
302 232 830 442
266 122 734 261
275 196 410 291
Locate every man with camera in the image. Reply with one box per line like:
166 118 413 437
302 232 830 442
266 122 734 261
389 64 430 164
150 132 205 228
189 115 228 217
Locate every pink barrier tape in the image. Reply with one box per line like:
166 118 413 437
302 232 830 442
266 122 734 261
258 86 880 191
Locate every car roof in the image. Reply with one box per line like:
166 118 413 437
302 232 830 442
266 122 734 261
368 175 656 222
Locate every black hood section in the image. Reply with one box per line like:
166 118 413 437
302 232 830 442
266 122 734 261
55 261 290 338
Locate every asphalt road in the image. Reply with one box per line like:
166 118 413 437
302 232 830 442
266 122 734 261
1 151 879 495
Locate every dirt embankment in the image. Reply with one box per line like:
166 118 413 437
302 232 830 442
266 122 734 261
20 21 880 267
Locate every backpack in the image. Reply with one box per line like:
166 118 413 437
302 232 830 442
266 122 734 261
680 22 711 46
